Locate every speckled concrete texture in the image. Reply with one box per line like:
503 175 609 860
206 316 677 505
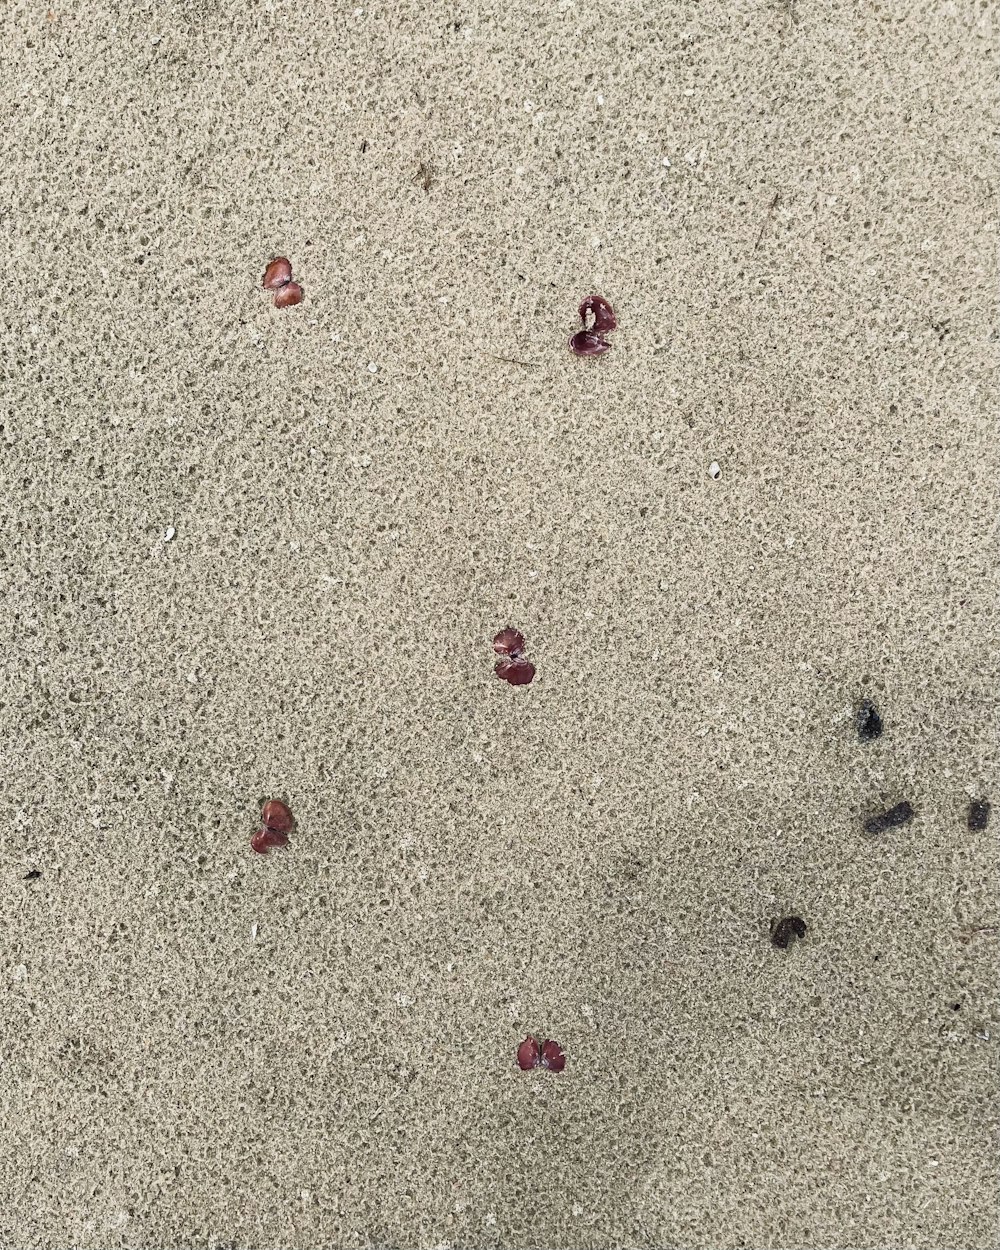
1 1 997 1247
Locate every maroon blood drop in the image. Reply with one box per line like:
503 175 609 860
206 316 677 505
263 257 292 290
579 294 616 334
273 280 304 308
516 1036 541 1070
495 657 535 686
540 1039 566 1072
261 799 293 833
251 827 290 855
493 627 525 657
568 330 612 358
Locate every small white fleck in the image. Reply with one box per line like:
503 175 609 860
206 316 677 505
592 237 602 249
683 87 695 96
485 1213 497 1227
330 332 341 342
300 1189 311 1201
150 35 162 45
785 535 796 549
709 461 721 479
13 964 27 981
367 361 378 373
596 93 604 105
572 1203 584 1216
187 671 198 684
250 922 258 941
662 156 672 167
515 165 525 175
524 100 535 112
65 1146 79 1157
163 526 175 542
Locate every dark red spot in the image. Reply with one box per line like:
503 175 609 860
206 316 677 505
495 657 535 686
579 294 616 334
516 1036 541 1070
570 294 617 357
250 827 290 855
568 330 612 358
273 280 304 308
261 799 293 833
262 257 292 290
493 627 525 657
540 1039 566 1071
516 1035 566 1072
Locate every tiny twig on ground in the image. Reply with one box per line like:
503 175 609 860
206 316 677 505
485 354 540 367
754 191 780 251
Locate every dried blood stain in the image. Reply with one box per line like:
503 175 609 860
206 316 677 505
863 801 914 835
770 916 807 949
856 699 883 741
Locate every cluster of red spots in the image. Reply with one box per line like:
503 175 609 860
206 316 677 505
493 628 535 686
251 798 294 854
568 294 617 357
262 257 304 308
516 1036 566 1072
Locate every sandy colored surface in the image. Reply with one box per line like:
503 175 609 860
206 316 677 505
2 1 997 1247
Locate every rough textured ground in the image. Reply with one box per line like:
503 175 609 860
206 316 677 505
2 1 997 1247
